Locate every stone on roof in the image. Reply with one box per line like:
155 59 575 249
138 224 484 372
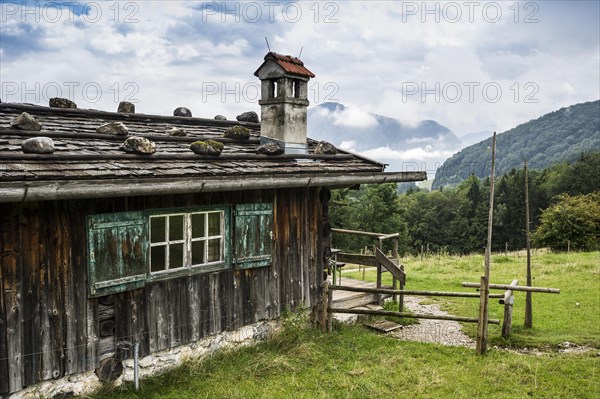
49 97 77 109
0 102 426 203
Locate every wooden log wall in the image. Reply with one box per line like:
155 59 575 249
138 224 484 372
0 187 323 396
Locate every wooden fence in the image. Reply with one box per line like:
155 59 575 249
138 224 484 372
320 278 560 343
322 282 501 333
462 280 560 338
325 228 562 346
331 228 405 308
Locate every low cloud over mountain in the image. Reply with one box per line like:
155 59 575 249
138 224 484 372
307 102 462 176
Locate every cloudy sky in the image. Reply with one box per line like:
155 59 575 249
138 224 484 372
1 1 599 153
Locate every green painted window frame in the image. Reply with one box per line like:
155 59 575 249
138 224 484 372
87 203 273 297
87 211 148 298
146 206 231 281
233 203 274 270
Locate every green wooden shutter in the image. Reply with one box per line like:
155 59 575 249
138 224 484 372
234 203 273 269
87 211 147 297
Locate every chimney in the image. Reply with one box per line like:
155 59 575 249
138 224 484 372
254 52 315 154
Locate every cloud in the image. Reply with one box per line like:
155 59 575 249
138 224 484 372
361 146 456 161
313 102 377 128
339 140 356 151
353 145 458 176
406 137 438 145
0 0 598 139
332 106 377 129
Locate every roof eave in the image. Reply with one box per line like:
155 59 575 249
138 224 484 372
0 172 427 203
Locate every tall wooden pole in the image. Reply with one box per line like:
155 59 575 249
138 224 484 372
477 132 497 355
524 159 533 328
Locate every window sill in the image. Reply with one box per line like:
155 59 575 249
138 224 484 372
147 262 230 282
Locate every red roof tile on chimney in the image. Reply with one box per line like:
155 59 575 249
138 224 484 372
255 52 315 78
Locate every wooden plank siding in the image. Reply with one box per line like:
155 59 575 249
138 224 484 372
0 187 323 396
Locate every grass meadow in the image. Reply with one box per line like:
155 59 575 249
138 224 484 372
90 251 599 399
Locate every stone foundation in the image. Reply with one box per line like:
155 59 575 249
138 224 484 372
10 321 278 399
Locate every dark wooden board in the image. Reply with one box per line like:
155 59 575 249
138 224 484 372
366 319 403 333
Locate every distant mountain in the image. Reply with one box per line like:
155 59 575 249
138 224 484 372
432 100 600 190
307 102 461 173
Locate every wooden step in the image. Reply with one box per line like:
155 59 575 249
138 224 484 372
332 292 392 309
366 319 403 333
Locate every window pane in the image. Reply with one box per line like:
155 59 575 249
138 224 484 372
207 238 221 262
150 217 165 243
151 246 165 272
192 240 206 265
169 215 184 241
208 212 221 236
169 243 184 269
191 213 206 238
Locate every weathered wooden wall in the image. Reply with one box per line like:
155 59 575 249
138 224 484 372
0 187 323 396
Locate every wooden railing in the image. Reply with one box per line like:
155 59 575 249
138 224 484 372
331 228 406 309
321 283 501 334
462 280 560 338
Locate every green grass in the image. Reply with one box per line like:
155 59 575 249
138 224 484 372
90 323 599 399
345 251 600 349
89 251 600 399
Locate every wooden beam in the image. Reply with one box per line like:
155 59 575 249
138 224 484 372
331 228 386 238
332 293 392 310
378 233 400 240
375 248 406 285
329 284 504 298
330 229 401 240
462 282 560 294
329 307 500 325
0 171 428 203
336 253 378 267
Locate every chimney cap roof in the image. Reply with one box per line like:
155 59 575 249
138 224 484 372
254 52 315 78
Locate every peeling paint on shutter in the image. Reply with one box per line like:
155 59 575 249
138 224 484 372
234 203 273 269
87 211 147 297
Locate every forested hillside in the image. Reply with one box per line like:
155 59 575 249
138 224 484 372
331 152 600 254
432 100 600 189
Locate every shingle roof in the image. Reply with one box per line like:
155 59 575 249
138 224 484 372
0 103 425 202
254 52 316 78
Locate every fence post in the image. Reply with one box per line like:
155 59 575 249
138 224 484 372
327 282 333 333
392 238 399 303
376 240 383 306
477 131 497 356
321 281 330 332
524 159 533 329
476 275 489 355
501 279 518 338
399 264 405 312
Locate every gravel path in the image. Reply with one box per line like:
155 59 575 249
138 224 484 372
389 295 476 348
